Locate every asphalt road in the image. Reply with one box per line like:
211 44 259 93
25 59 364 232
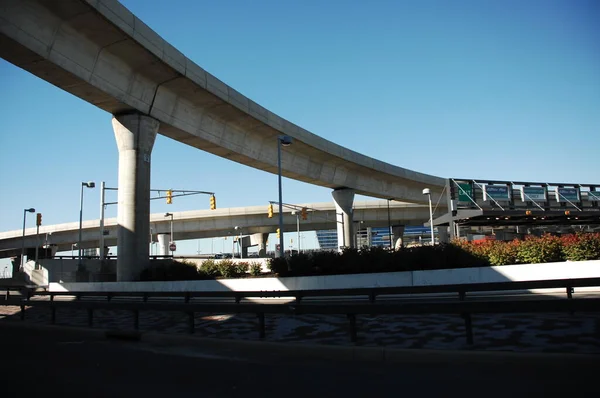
1 324 598 397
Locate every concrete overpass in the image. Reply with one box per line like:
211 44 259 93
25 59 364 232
0 200 431 258
0 0 446 279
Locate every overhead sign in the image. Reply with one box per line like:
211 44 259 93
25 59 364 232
555 187 580 203
169 242 177 252
457 183 473 203
483 185 510 201
520 186 546 202
587 191 600 202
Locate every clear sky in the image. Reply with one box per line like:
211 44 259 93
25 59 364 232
0 0 598 261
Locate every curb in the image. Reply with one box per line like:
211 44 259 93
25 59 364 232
1 321 598 365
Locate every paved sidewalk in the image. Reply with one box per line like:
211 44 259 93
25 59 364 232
1 304 598 355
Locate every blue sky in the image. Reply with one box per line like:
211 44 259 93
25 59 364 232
0 0 598 259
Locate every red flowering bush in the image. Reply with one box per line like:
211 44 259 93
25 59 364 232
561 233 600 261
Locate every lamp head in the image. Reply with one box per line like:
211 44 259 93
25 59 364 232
83 181 95 188
422 188 431 195
25 208 36 213
164 213 172 217
278 135 293 146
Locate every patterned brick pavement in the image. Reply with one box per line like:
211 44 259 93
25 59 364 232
1 304 598 354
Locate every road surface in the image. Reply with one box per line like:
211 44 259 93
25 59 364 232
0 323 597 397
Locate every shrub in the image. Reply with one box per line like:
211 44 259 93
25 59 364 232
236 261 250 275
517 234 563 264
561 233 600 261
218 259 238 278
268 257 289 276
288 252 314 276
200 259 221 278
249 262 263 276
140 259 201 281
487 240 520 266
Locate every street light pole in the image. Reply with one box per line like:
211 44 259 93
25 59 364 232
20 208 35 272
291 211 300 254
164 213 174 256
387 199 393 250
235 226 243 259
99 181 106 259
78 181 95 268
277 135 292 258
423 188 435 245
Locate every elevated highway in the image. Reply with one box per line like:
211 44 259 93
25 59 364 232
0 200 430 257
0 0 444 202
0 0 445 279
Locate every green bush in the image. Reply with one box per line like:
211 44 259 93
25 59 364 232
288 252 315 276
249 262 263 276
561 233 600 261
200 259 221 278
517 234 564 264
141 233 599 281
268 257 289 276
218 259 237 278
236 261 250 275
140 259 202 281
487 240 519 266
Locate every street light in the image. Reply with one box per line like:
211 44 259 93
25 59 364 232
291 211 300 254
235 226 243 259
277 135 292 258
387 199 393 250
423 188 435 246
20 207 36 272
164 213 174 256
78 181 95 269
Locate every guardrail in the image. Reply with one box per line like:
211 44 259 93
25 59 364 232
2 277 599 345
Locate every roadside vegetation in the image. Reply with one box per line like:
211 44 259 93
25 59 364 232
140 233 600 281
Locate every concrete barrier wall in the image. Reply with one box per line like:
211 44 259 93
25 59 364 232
49 260 600 293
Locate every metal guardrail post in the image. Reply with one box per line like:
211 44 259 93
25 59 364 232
20 304 25 320
51 306 56 324
368 292 376 303
567 287 574 299
87 309 93 327
459 291 466 301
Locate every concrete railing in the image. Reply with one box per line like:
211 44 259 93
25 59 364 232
48 260 600 293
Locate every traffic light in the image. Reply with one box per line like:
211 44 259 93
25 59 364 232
36 213 42 226
210 195 216 210
268 204 274 218
525 210 532 216
166 190 172 204
301 207 307 220
276 228 280 239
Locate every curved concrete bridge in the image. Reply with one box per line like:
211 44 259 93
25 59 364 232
0 200 432 257
0 0 446 279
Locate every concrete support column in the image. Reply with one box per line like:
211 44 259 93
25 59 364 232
332 188 355 251
392 225 405 250
437 226 450 243
367 227 373 247
10 256 20 276
250 233 270 257
112 113 159 281
157 233 170 256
